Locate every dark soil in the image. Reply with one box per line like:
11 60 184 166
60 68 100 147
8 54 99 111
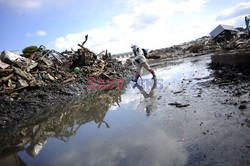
0 65 133 129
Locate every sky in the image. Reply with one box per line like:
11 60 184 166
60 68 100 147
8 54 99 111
0 0 250 54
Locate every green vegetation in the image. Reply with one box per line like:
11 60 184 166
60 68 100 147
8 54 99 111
22 46 38 58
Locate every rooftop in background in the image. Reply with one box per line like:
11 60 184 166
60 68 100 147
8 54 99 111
210 24 237 39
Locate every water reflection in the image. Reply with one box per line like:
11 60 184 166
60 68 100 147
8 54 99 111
0 76 189 166
51 127 188 166
1 55 231 166
26 140 47 157
133 79 157 116
0 89 124 159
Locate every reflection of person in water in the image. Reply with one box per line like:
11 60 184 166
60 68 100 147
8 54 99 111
26 140 47 157
115 94 122 107
134 79 157 116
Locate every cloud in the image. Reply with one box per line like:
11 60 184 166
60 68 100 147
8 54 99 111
216 2 250 21
132 14 160 30
0 0 73 10
52 127 188 166
36 30 47 36
131 0 209 16
214 1 250 28
216 15 247 27
53 0 210 54
26 32 34 37
26 30 47 37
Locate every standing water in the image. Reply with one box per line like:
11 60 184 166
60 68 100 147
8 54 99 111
0 54 249 166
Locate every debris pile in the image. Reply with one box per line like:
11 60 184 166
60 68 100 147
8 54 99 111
0 35 127 96
148 36 220 60
148 33 250 61
222 38 250 50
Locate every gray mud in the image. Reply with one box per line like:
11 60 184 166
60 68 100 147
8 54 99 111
0 54 250 166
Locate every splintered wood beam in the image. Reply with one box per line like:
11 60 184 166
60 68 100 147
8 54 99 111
82 34 88 46
63 77 75 84
0 73 14 83
78 34 88 49
0 69 13 73
77 44 84 49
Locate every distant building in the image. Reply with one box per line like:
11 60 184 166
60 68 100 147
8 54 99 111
0 50 20 55
112 51 134 62
210 24 238 42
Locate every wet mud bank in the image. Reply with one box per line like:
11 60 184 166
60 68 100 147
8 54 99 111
0 70 133 129
0 89 124 157
208 62 250 124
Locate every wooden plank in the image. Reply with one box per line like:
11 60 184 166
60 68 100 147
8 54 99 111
0 73 14 83
0 60 10 69
63 77 75 84
0 69 13 73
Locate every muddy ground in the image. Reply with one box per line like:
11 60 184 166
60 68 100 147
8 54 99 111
0 54 250 165
0 63 133 129
1 53 249 129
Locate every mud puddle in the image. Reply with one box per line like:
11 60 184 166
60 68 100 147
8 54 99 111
0 54 250 166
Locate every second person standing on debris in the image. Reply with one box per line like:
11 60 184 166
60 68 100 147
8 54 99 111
131 44 156 82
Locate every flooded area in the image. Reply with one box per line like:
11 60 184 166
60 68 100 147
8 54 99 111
0 54 250 166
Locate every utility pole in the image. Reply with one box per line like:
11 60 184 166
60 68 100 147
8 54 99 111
245 15 250 37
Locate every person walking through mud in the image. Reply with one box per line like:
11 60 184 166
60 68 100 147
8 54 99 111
130 44 156 82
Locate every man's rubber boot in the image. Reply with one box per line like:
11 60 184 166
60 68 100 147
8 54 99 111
132 75 140 82
133 83 138 89
150 69 156 79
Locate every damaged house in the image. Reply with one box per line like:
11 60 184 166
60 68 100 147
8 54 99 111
210 24 238 42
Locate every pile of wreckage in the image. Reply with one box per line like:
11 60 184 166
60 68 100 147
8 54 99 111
149 23 250 60
221 37 250 51
0 35 121 96
209 24 250 51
